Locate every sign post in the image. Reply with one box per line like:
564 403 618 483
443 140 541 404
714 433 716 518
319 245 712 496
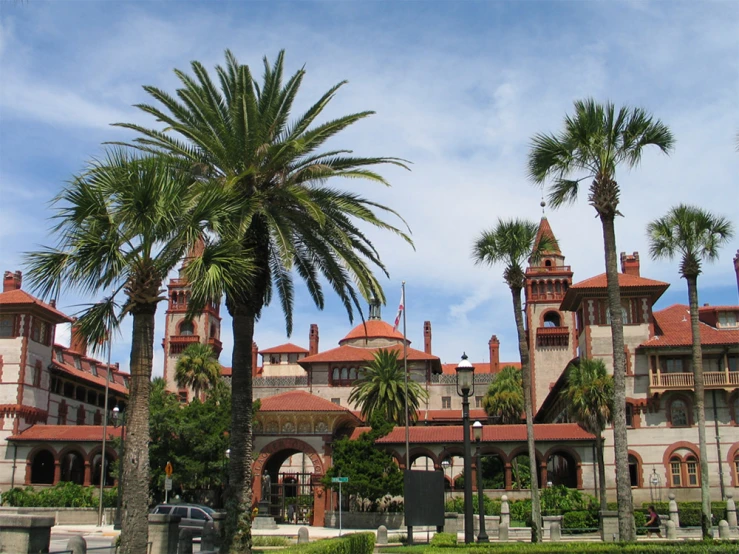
165 462 173 504
331 477 349 536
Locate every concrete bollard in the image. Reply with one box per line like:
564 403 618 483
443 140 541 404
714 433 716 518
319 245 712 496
668 493 680 528
500 495 510 528
66 535 87 554
148 513 181 554
298 526 310 544
666 520 677 540
211 512 226 548
550 521 561 542
718 520 730 539
726 493 737 529
201 521 216 551
599 511 619 542
376 525 388 545
498 521 509 542
0 514 56 554
178 528 194 554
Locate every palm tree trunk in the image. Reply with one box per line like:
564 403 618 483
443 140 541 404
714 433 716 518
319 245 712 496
599 214 635 541
510 286 542 542
224 306 255 553
120 306 155 554
686 274 712 538
596 431 607 514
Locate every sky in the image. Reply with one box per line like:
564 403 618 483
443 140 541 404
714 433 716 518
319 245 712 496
1 0 738 376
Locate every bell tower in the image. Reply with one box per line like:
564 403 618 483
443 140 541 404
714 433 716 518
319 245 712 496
162 241 222 399
525 214 578 412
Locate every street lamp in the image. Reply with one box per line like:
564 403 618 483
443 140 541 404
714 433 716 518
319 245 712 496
441 458 451 506
112 406 126 530
455 353 475 544
472 421 489 543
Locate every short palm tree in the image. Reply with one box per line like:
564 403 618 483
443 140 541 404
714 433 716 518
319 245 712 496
349 349 428 425
23 150 242 554
562 358 614 513
472 218 555 543
115 50 411 551
482 365 524 424
528 99 674 541
175 342 222 401
647 204 734 538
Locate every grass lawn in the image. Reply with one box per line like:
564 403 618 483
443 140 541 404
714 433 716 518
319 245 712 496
379 541 739 554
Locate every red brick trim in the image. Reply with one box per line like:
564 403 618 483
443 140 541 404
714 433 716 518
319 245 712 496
25 444 59 485
663 441 700 488
665 393 693 428
727 443 739 487
405 446 438 469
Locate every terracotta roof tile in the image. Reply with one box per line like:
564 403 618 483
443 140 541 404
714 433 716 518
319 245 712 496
422 409 489 421
51 345 129 395
9 425 123 442
339 320 407 344
349 423 593 443
640 304 739 348
0 289 72 323
259 391 353 413
533 217 561 255
300 344 439 365
440 361 520 375
259 343 309 355
561 272 669 311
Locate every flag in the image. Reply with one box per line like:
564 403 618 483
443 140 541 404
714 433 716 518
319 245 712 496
393 287 404 332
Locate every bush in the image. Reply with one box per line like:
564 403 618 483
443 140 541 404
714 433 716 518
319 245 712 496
430 532 457 547
280 532 374 554
541 485 595 515
252 536 292 547
634 510 647 535
641 501 726 528
0 483 117 508
562 510 598 532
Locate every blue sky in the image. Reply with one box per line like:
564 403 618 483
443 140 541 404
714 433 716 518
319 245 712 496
1 0 738 376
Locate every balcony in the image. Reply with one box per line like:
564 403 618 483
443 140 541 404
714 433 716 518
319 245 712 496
208 337 223 356
168 335 200 355
649 371 739 393
526 265 572 274
536 326 569 348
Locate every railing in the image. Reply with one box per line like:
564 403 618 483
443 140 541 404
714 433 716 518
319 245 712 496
526 265 571 274
168 334 200 355
254 375 309 388
208 337 223 354
650 371 739 391
536 326 569 348
430 374 495 385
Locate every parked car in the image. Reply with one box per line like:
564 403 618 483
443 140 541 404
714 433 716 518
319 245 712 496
151 504 215 535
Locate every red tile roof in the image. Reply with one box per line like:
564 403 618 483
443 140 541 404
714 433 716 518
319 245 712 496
534 217 561 255
440 361 520 375
349 423 593 443
300 344 439 365
640 304 739 348
51 345 129 395
9 425 123 442
560 272 669 311
259 390 353 413
339 320 407 344
0 289 72 323
259 342 309 355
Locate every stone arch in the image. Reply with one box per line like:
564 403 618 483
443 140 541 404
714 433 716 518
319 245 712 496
508 446 544 489
727 442 739 487
543 445 581 488
88 445 117 487
253 437 325 477
478 446 508 490
58 446 87 484
541 310 562 328
178 319 196 336
28 446 56 485
662 441 700 488
406 447 438 470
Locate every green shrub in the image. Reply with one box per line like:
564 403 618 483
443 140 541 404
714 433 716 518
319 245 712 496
509 499 532 526
280 532 375 554
252 535 292 547
641 501 726 528
541 485 595 515
430 532 457 547
0 483 117 508
634 510 647 535
562 510 597 532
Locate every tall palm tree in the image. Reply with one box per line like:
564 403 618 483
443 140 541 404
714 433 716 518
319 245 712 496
472 218 555 543
527 99 674 541
24 150 246 554
647 204 734 538
115 50 411 551
482 365 524 424
562 358 614 513
175 342 222 400
349 349 428 425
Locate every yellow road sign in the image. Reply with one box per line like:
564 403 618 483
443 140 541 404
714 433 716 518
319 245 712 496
165 462 173 477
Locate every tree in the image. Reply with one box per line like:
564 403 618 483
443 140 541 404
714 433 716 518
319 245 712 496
482 365 524 424
528 99 674 541
115 50 411 551
561 358 614 513
647 204 734 538
175 342 222 400
348 349 428 424
472 218 555 542
24 150 234 554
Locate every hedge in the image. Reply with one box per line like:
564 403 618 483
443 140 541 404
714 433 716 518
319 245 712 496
430 532 457 547
0 483 118 508
279 532 374 554
383 541 739 553
640 501 727 527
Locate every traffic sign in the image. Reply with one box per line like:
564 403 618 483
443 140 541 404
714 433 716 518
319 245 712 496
331 477 349 483
165 477 173 492
165 462 173 477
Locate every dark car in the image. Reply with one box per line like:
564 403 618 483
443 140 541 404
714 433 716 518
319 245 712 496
151 504 215 535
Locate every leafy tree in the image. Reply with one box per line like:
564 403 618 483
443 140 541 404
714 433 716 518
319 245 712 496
24 150 231 554
322 414 403 511
528 99 674 541
561 358 614 513
115 50 412 551
175 342 222 400
647 204 734 538
349 349 428 424
472 218 555 542
482 365 524 424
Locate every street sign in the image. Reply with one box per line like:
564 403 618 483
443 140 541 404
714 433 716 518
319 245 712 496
165 477 173 491
331 477 348 483
165 462 173 477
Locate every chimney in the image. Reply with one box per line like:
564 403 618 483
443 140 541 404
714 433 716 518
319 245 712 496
309 324 319 356
620 252 640 277
3 270 22 292
489 335 500 374
251 342 259 377
69 318 88 357
734 250 739 297
423 321 432 354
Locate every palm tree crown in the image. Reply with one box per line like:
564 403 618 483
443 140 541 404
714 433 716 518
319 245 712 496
349 349 428 425
482 365 523 424
562 358 613 437
175 343 222 400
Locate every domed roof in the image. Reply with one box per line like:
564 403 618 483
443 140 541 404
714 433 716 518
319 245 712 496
339 320 408 345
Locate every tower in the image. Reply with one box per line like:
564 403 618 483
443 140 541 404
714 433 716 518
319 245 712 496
524 216 578 412
161 244 222 400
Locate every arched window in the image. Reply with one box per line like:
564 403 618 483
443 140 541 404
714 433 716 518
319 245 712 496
734 454 739 486
544 259 552 267
628 454 640 487
332 368 339 381
30 450 55 484
670 456 682 487
210 324 217 338
685 456 699 486
349 367 358 380
92 452 115 487
340 367 348 380
670 399 689 427
179 321 194 336
669 451 700 487
60 451 85 484
543 312 561 328
625 404 634 427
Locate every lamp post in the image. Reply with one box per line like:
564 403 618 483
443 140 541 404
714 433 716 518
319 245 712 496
472 421 489 543
441 458 451 506
455 353 475 544
112 406 125 530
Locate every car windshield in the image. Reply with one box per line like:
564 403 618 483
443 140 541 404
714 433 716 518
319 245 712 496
154 506 172 514
199 505 215 515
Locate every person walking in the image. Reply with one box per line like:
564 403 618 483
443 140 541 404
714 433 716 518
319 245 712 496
647 505 662 538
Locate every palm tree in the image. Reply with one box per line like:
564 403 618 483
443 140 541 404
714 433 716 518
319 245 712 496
175 342 222 400
115 50 411 551
472 218 555 543
527 99 674 541
647 204 734 538
562 358 614 513
482 365 524 424
23 150 243 554
349 349 428 424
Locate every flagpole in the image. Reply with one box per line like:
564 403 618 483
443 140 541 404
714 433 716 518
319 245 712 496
97 326 113 526
402 281 410 465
